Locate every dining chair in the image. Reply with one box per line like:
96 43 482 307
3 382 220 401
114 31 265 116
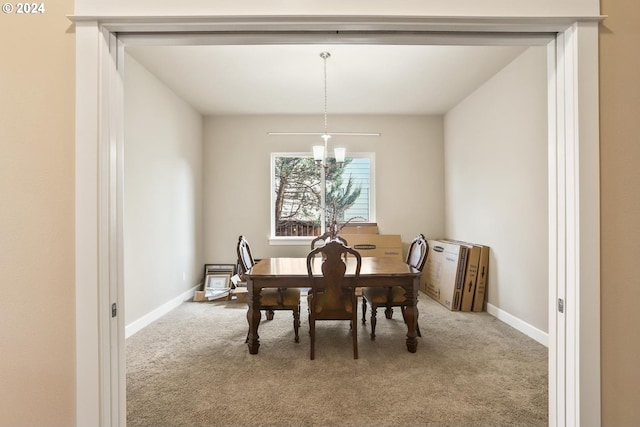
361 233 428 340
306 240 362 360
237 235 301 343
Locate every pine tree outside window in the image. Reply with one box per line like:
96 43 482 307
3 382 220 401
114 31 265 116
271 152 374 239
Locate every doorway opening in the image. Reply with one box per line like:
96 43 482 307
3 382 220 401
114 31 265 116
74 19 601 427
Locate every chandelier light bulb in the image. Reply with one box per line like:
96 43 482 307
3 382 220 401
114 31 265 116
312 145 325 163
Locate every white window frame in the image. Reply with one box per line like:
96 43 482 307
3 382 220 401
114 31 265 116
269 151 376 245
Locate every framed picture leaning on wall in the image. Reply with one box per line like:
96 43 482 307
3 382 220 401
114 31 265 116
203 273 232 300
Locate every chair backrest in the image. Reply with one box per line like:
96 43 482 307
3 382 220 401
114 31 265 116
307 240 361 311
406 234 428 271
236 235 255 275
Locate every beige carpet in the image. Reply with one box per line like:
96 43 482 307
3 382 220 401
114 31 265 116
126 292 547 427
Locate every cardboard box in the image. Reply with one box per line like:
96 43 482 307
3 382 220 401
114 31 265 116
193 290 207 302
340 223 379 234
462 244 481 312
443 240 481 312
340 233 402 298
473 245 490 312
340 234 402 259
424 239 469 311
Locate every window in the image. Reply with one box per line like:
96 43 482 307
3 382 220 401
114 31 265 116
271 152 375 240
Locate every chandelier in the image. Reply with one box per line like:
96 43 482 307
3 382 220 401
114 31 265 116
268 51 380 168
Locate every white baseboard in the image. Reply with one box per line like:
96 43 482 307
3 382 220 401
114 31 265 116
486 303 548 347
125 284 200 339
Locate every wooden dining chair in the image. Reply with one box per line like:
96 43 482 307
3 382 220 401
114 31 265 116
237 235 301 343
307 240 362 360
361 233 428 340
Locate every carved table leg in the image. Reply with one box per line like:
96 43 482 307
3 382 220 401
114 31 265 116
246 280 262 354
384 306 394 319
403 279 419 353
370 305 377 341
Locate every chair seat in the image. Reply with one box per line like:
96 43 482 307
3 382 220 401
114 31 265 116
261 287 301 307
362 286 406 305
307 293 353 314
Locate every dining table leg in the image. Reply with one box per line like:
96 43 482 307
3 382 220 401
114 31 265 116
403 278 420 353
246 279 262 354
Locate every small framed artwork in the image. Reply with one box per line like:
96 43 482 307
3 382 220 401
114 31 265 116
204 273 232 300
205 274 230 290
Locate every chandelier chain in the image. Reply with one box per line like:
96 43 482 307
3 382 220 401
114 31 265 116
266 50 379 139
321 52 330 134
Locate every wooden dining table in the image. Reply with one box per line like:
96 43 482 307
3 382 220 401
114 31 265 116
245 256 422 355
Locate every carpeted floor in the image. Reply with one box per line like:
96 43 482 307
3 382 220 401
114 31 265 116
126 292 548 427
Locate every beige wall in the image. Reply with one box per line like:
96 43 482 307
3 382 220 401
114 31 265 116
444 46 549 333
0 2 75 426
203 115 445 262
599 1 640 425
123 54 204 327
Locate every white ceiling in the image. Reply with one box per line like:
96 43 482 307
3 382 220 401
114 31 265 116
126 44 527 116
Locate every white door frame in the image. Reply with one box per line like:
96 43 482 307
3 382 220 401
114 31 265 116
74 16 601 427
